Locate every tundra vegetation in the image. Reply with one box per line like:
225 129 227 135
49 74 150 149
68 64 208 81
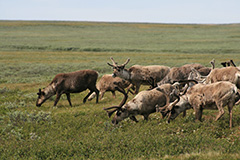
1 21 240 159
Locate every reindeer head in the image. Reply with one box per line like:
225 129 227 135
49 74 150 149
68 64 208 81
166 97 192 123
103 90 129 124
107 57 131 80
111 105 132 124
36 85 56 107
36 89 48 107
188 68 207 84
157 80 195 122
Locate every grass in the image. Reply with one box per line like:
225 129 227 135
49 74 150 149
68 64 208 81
1 21 240 159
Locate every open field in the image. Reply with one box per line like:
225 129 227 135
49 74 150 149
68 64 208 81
1 21 240 159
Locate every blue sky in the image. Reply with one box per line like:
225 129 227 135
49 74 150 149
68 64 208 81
1 0 240 24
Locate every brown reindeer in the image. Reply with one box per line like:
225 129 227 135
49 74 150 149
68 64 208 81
157 61 213 86
107 57 170 94
36 70 99 107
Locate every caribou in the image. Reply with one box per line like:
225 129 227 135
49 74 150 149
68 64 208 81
157 80 240 128
103 82 183 124
157 60 214 86
187 60 240 89
205 66 240 88
88 74 134 101
107 57 170 94
36 70 99 107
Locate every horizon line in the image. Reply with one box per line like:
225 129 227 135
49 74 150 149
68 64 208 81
1 19 240 25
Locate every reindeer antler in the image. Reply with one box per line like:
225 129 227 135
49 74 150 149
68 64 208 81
221 60 236 68
157 89 180 112
230 60 236 67
103 85 129 117
110 57 118 66
210 59 215 69
176 79 198 95
157 92 180 119
107 57 116 67
157 79 197 115
104 107 120 117
119 58 130 68
107 57 130 68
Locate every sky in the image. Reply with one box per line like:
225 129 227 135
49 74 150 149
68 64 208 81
1 0 240 24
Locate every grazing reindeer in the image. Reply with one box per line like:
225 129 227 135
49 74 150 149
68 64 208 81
107 57 170 94
103 82 183 124
157 80 240 128
88 74 134 101
36 70 99 107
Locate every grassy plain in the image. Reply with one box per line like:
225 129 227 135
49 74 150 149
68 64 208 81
1 21 240 159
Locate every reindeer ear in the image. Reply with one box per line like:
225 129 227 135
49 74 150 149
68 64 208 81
221 62 227 67
37 89 41 95
116 111 122 116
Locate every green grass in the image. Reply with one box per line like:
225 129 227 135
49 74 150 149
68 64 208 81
1 21 240 159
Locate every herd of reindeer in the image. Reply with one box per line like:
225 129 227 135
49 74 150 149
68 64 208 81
36 58 240 128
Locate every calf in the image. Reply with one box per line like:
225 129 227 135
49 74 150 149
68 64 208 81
36 70 99 107
88 74 133 101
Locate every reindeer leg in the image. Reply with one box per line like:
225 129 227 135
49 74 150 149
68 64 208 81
126 84 135 95
85 86 99 103
215 102 225 121
194 106 203 122
182 111 186 117
134 84 140 94
66 93 72 107
83 90 94 103
143 114 149 121
130 116 138 123
227 101 234 128
111 91 116 99
54 92 62 106
99 91 105 100
93 87 99 103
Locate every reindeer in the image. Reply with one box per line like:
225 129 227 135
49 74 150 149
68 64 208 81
205 66 240 89
157 81 240 128
103 82 182 124
107 57 170 94
88 74 134 101
157 62 213 86
186 60 240 90
36 70 99 107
